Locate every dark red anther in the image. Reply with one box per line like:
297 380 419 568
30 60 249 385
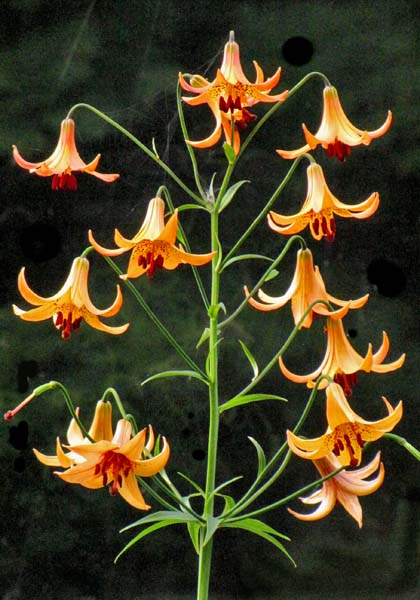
55 311 64 327
312 217 320 237
234 96 242 110
72 316 82 331
356 432 365 449
236 108 257 130
94 464 101 475
326 139 351 162
102 473 108 486
52 173 78 191
219 96 227 112
117 475 123 488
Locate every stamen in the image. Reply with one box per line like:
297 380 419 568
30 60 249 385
52 173 78 191
326 139 351 162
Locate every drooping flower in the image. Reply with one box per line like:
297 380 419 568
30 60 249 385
34 400 169 510
89 197 216 279
179 31 288 155
279 316 405 396
13 256 129 339
276 85 392 161
13 118 120 190
288 451 385 527
287 382 402 467
245 247 368 328
268 163 379 241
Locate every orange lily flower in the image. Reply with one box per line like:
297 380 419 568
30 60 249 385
34 400 169 510
288 451 385 527
268 163 379 241
179 31 288 155
244 247 368 328
287 382 402 467
277 85 392 161
13 117 119 190
89 197 216 279
13 256 129 339
279 316 405 396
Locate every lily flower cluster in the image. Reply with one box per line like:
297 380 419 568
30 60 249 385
5 31 409 591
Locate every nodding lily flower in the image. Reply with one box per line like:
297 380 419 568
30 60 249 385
276 85 392 161
179 31 288 155
13 118 120 190
244 247 369 328
34 401 169 510
89 197 216 279
268 163 379 242
288 451 385 527
287 382 403 467
13 256 129 339
279 316 405 396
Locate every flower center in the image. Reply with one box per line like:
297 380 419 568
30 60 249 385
326 139 351 162
52 172 78 191
310 211 336 241
53 308 83 339
94 450 133 496
137 242 165 278
331 423 365 467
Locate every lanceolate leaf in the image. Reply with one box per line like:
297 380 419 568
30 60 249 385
248 436 267 476
219 393 288 413
141 370 208 386
223 142 236 164
203 515 221 546
120 510 199 532
219 179 249 212
222 518 295 566
115 519 187 562
238 339 259 380
187 520 201 555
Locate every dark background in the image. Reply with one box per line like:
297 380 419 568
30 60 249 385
1 1 419 598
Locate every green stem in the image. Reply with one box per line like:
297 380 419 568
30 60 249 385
197 207 221 600
103 256 206 378
222 156 311 268
67 102 203 205
160 186 210 310
237 71 331 160
176 83 207 201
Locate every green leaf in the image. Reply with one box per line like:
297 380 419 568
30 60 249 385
263 268 280 282
238 339 259 380
187 520 201 555
212 476 243 497
207 302 226 319
223 518 295 566
248 436 267 476
176 203 208 212
120 510 198 532
221 494 236 516
223 142 236 164
222 254 273 269
207 172 217 203
177 472 205 496
115 519 184 562
203 515 221 546
141 370 208 386
219 179 249 213
196 327 210 349
219 393 288 413
151 137 159 158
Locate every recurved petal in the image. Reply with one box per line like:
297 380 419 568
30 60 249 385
118 471 151 510
84 284 124 318
17 267 56 305
12 145 44 170
118 427 147 461
286 429 329 459
276 143 312 160
88 229 129 256
163 245 216 270
82 312 129 335
279 355 323 385
13 302 55 321
287 480 336 522
134 436 170 477
368 110 393 139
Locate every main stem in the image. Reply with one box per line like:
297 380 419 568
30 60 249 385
197 208 221 600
